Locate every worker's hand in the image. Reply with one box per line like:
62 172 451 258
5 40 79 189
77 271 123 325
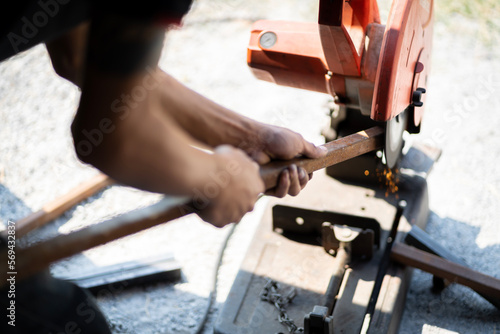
247 125 327 198
197 145 265 228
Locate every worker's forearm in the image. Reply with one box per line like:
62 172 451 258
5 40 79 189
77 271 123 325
95 121 217 196
157 70 266 149
46 22 90 87
75 114 222 197
69 14 223 195
73 74 222 196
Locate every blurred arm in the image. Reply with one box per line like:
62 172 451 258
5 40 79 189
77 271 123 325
46 22 90 87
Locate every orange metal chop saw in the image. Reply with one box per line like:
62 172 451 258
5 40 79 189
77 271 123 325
247 0 433 168
215 2 450 334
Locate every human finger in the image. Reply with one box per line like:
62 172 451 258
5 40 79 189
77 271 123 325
287 165 301 196
298 167 308 189
265 169 290 198
300 140 328 159
250 150 271 165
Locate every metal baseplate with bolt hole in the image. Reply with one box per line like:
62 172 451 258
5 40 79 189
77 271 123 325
215 142 443 334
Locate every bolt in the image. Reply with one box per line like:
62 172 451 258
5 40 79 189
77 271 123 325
412 87 426 107
341 228 352 238
415 62 424 74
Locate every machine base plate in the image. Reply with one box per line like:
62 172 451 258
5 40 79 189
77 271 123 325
215 143 440 334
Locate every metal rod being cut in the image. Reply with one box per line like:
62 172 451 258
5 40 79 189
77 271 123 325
1 126 384 284
260 126 384 189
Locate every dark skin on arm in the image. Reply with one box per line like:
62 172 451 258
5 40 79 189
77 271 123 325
45 22 89 87
46 15 327 227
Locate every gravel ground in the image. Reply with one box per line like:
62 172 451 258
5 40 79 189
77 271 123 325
0 0 499 333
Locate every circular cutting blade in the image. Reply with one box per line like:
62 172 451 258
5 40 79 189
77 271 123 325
385 109 407 168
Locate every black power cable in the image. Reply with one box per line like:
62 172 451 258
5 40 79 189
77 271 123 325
194 222 237 334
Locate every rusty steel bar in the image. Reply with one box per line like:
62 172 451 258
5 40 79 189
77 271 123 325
260 126 385 189
11 174 114 238
391 243 500 305
1 126 385 284
4 197 190 283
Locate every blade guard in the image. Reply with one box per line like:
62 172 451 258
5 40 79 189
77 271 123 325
247 0 434 129
372 0 434 126
247 0 380 99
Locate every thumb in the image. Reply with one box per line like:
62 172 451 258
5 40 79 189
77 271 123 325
301 141 328 159
250 150 271 165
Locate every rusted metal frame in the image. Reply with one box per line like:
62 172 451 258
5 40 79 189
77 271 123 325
5 197 191 283
3 173 113 238
1 126 384 285
391 243 500 304
405 225 500 308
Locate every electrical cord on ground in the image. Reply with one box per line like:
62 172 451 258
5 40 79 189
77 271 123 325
193 222 238 334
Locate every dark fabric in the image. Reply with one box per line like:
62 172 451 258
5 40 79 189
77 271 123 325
0 234 110 333
0 269 112 334
0 0 193 62
96 0 194 22
0 0 91 62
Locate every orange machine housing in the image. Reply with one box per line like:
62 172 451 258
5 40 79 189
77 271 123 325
247 0 433 128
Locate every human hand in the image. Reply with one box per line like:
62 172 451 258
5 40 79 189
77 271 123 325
247 125 327 198
197 145 265 228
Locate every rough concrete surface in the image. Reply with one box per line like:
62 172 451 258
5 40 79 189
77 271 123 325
0 0 499 333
